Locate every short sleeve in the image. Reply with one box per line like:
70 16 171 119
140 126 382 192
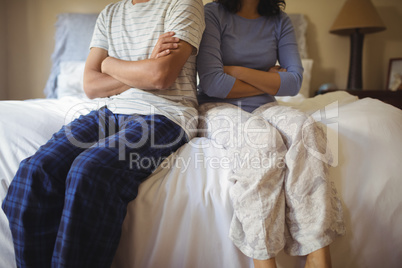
165 0 205 55
89 7 109 51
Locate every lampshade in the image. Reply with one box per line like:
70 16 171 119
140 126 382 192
330 0 386 35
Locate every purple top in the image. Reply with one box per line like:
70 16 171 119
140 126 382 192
197 2 303 112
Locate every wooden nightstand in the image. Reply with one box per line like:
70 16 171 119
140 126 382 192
317 90 402 110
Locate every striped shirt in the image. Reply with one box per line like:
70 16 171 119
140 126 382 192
90 0 205 139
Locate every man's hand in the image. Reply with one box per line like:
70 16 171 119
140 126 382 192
150 32 180 59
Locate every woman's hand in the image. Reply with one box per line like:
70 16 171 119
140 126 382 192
150 32 180 59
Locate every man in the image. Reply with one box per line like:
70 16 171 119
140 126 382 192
2 0 205 267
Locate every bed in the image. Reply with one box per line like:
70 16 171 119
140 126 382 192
1 12 402 268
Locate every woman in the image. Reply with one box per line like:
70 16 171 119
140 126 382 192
196 0 345 268
153 0 345 267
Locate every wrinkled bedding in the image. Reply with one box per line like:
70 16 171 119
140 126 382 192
1 92 401 268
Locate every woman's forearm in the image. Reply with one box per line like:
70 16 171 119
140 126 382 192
226 79 265 99
225 66 281 96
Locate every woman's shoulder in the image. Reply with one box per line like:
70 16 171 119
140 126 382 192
204 2 229 17
272 11 294 31
204 1 219 10
274 10 291 23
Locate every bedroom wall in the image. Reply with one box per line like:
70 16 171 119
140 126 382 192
0 0 7 99
285 0 402 94
3 0 402 100
4 0 112 100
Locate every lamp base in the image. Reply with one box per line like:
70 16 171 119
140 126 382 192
347 30 364 90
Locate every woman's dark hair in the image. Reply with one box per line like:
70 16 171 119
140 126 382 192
214 0 286 17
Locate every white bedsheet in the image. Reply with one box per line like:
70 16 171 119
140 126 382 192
1 92 401 268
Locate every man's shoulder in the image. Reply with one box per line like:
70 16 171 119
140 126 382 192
168 0 204 10
100 1 126 16
106 0 126 8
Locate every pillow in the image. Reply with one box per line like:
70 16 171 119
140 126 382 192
44 13 98 98
300 59 313 98
288 14 308 59
56 61 88 99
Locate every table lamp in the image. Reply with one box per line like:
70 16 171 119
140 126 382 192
330 0 386 89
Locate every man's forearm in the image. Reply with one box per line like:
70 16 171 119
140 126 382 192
83 47 132 99
102 40 192 91
84 69 131 99
84 40 193 97
101 57 164 90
